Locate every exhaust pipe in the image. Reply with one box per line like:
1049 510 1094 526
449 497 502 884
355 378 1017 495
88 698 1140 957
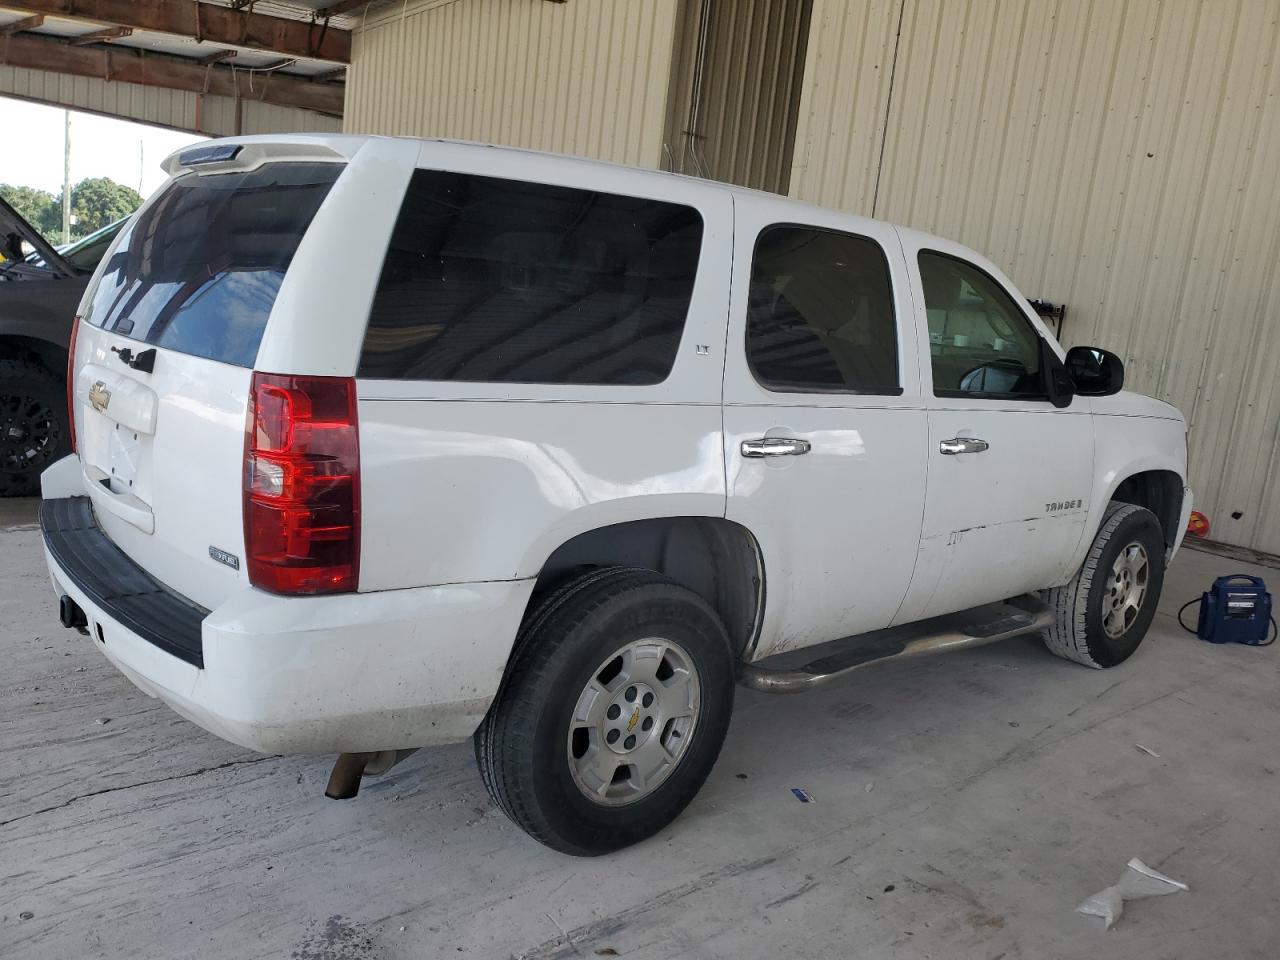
59 595 88 633
324 748 419 800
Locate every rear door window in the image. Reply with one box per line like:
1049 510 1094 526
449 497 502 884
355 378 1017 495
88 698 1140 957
357 170 704 385
84 162 342 368
746 225 900 394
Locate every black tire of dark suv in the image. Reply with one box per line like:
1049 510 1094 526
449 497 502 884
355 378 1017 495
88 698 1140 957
0 355 69 497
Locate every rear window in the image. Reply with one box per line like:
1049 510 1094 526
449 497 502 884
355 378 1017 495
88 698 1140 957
357 169 704 385
83 162 342 368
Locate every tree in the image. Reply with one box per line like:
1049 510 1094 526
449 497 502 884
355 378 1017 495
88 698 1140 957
0 183 57 237
1 177 142 245
67 178 143 236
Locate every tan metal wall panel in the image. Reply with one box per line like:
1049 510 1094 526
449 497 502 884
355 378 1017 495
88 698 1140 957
0 64 341 137
787 0 902 211
238 101 343 135
344 0 679 168
1 64 196 129
663 0 813 193
791 0 1280 554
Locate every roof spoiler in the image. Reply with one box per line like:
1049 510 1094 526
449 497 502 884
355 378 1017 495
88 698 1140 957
162 138 350 178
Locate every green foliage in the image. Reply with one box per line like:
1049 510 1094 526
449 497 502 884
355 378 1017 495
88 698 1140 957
0 183 58 237
1 178 142 245
67 177 142 236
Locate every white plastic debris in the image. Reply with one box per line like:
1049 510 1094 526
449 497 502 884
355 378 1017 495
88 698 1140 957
1077 858 1188 929
1134 743 1161 758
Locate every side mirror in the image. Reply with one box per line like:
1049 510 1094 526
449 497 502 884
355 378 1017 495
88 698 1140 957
1041 339 1075 408
1066 345 1124 396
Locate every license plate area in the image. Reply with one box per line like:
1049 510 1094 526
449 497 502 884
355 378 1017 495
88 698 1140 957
76 362 158 508
105 421 143 495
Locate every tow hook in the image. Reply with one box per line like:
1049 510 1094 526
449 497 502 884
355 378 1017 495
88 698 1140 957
324 748 418 800
59 595 88 634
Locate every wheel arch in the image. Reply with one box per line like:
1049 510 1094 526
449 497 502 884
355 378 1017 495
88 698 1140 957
528 516 766 659
0 333 68 379
1061 450 1187 584
1108 469 1185 550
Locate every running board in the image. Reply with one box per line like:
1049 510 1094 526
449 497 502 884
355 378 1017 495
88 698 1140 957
738 596 1053 694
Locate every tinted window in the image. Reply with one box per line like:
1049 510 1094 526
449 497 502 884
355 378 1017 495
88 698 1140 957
84 163 342 368
746 225 899 394
918 251 1045 397
357 170 703 384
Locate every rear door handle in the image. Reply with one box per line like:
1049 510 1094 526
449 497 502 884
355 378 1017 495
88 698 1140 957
939 437 990 455
741 437 811 458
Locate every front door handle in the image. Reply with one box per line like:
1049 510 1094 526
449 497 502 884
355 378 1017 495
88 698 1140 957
741 437 811 458
939 437 990 455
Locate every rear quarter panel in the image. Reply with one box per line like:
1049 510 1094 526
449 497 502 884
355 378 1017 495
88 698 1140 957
356 148 735 590
357 400 725 587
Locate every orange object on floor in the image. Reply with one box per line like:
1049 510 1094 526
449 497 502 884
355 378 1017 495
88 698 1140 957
1187 510 1210 538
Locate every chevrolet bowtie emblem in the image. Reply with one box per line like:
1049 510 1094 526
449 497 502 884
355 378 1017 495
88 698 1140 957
88 380 111 413
627 708 640 733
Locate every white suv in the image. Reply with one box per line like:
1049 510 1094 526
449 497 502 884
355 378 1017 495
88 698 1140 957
41 135 1191 855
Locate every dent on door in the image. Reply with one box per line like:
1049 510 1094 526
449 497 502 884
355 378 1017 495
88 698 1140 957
894 409 1093 623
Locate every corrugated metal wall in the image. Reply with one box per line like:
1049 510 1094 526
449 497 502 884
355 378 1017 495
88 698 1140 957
791 0 1280 555
343 0 679 168
0 64 342 137
662 0 813 193
212 100 343 137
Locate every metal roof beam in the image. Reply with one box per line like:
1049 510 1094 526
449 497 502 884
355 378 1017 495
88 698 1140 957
310 65 346 83
0 31 344 115
313 1 374 18
253 56 297 71
0 13 44 34
0 0 351 63
198 47 238 64
69 25 132 44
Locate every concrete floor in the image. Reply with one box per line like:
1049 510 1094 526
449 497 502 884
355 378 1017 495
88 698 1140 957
2 496 1278 960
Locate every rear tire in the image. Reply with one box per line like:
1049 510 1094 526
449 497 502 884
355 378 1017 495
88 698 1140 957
0 355 69 498
475 567 736 855
1043 502 1166 668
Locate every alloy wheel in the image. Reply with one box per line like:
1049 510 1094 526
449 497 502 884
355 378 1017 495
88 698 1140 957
566 637 701 806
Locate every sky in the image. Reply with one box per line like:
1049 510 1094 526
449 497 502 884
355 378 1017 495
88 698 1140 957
0 96 204 199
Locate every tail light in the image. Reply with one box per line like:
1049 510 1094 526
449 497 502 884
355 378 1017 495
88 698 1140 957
66 317 80 453
243 372 360 595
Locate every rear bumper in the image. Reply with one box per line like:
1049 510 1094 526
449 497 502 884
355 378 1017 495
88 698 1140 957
42 497 207 665
42 497 535 754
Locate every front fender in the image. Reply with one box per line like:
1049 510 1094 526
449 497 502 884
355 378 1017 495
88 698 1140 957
1067 411 1188 575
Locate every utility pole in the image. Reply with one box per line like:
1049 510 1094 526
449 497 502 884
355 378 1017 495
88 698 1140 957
62 110 71 244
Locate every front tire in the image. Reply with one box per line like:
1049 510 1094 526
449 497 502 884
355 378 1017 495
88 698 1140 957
475 567 736 855
1043 502 1166 668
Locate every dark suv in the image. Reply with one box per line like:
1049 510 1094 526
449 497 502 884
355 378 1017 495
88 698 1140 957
0 197 126 496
